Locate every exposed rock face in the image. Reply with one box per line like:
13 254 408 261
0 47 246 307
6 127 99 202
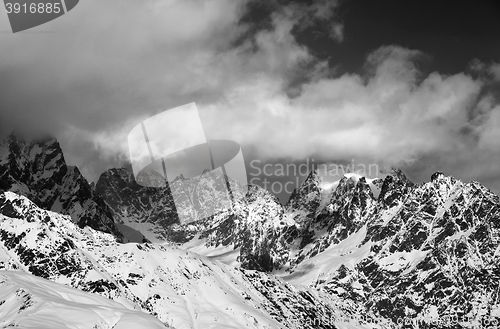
285 169 323 225
378 167 414 208
95 168 178 242
0 134 124 241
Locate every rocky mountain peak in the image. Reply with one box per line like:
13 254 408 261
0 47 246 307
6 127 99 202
285 169 321 210
355 176 375 199
0 133 67 200
174 173 186 181
305 167 321 182
388 167 412 181
430 170 445 181
0 133 124 241
378 167 414 208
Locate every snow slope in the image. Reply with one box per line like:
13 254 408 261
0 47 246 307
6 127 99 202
0 270 170 329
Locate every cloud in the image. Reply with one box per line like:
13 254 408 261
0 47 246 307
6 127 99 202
489 63 500 81
329 23 344 42
199 45 500 192
0 0 499 195
469 58 500 81
281 0 345 43
202 46 483 162
0 0 332 178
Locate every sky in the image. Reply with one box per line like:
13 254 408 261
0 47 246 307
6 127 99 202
1 0 500 203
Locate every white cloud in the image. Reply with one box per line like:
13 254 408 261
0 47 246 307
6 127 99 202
489 63 500 81
477 105 500 150
0 0 499 193
200 46 484 164
469 58 500 81
330 23 344 42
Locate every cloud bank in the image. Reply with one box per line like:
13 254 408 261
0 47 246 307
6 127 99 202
0 0 499 194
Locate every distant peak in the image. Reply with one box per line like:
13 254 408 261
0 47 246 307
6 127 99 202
344 172 363 182
304 169 320 181
294 169 321 193
380 167 413 185
173 174 186 182
431 171 445 182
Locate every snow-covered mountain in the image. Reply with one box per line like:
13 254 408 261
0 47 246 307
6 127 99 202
316 172 500 326
0 133 147 243
280 169 500 327
96 166 383 272
0 191 383 329
98 165 500 327
2 134 500 328
95 168 180 243
96 167 291 271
